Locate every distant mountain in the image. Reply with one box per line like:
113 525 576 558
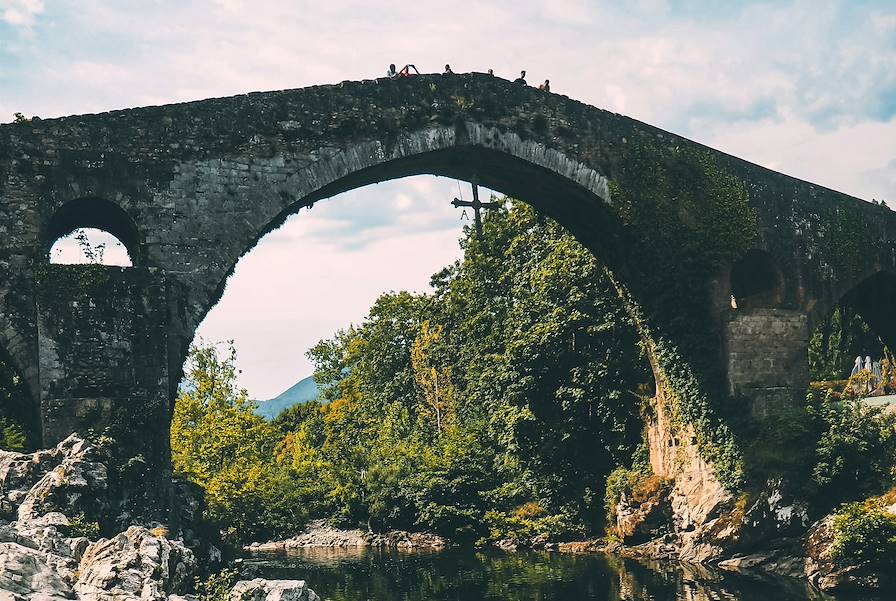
254 375 320 420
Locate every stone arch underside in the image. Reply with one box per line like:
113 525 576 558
44 197 142 265
179 123 624 336
173 125 751 491
814 270 896 352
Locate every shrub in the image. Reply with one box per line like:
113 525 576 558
604 466 667 532
809 394 896 506
484 508 579 545
831 501 896 571
63 514 101 539
195 568 239 601
0 418 26 452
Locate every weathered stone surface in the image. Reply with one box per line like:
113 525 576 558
0 434 109 540
15 437 108 530
736 480 809 549
644 400 732 562
799 514 895 592
230 579 320 601
613 478 672 545
0 540 76 599
74 526 196 601
724 309 809 415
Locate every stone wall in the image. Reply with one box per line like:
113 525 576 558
724 308 809 415
36 264 171 461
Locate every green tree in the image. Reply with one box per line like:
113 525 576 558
175 199 649 543
808 306 881 381
808 394 896 507
296 200 647 538
171 341 311 543
411 321 456 435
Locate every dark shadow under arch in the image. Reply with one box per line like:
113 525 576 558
807 270 896 382
0 343 39 449
45 197 142 265
840 271 896 350
731 249 783 309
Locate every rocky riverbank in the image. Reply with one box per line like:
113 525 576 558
605 474 896 594
0 434 319 600
246 519 447 553
3 434 888 598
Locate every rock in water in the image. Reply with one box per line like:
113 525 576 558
230 578 320 601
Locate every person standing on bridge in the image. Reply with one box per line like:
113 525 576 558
514 70 527 85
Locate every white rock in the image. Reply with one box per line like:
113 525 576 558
230 578 320 601
75 526 196 601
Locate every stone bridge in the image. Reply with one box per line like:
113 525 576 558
1 73 895 488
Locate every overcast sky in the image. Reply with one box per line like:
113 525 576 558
4 0 895 399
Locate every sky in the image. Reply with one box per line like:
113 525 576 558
6 0 896 399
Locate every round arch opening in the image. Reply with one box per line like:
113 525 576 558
45 198 141 266
730 249 783 309
808 271 896 397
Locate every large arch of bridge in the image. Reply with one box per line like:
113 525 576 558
180 131 663 408
194 127 638 331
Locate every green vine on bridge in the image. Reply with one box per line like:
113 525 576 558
606 269 745 490
35 263 113 311
606 143 758 491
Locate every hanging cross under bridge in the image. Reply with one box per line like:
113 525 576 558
452 177 502 240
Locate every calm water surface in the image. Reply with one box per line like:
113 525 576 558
242 547 881 601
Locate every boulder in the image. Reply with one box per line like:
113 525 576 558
230 579 320 601
0 540 77 599
247 520 446 552
613 477 672 545
0 435 200 600
735 480 809 550
74 526 196 600
0 434 108 531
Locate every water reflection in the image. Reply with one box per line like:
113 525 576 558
241 547 868 601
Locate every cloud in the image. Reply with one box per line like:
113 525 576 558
1 0 43 27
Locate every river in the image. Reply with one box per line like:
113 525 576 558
242 547 880 601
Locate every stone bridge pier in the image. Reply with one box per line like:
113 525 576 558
35 265 175 463
723 308 809 415
2 73 896 504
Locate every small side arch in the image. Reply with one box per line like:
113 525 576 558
44 197 142 265
730 249 784 309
